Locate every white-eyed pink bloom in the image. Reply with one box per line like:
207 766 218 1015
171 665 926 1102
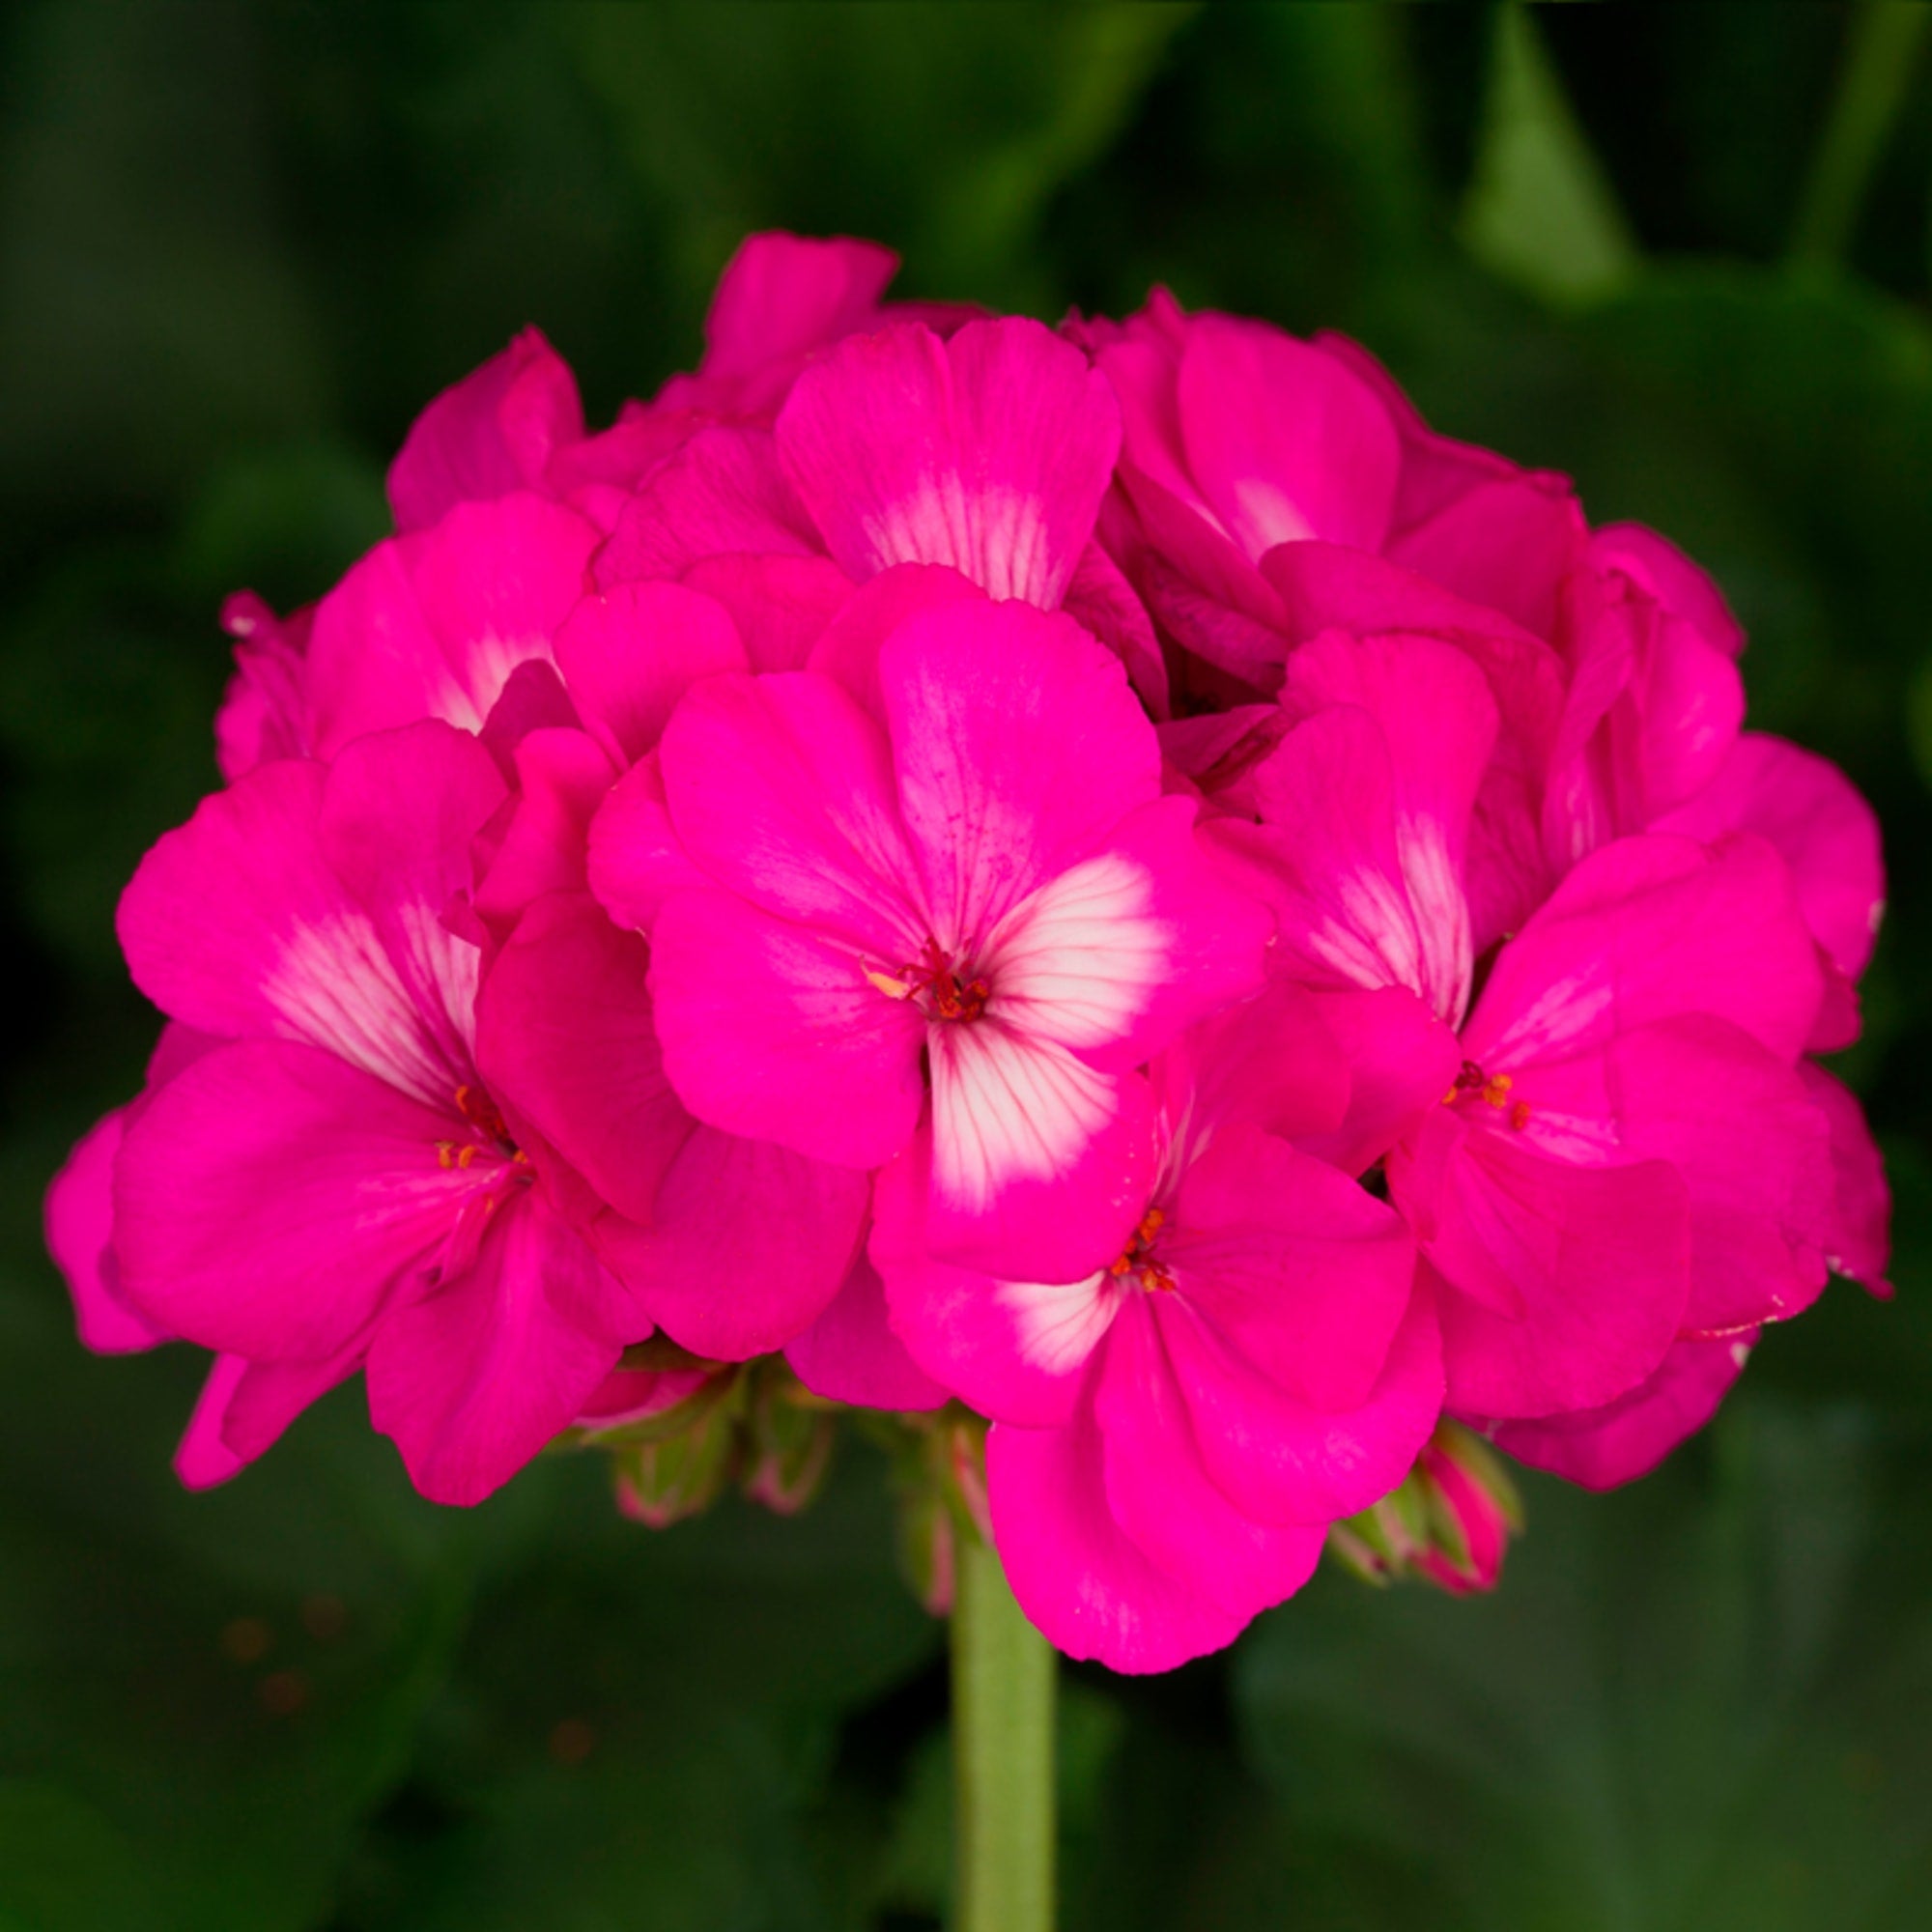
873 985 1440 1671
598 589 1267 1282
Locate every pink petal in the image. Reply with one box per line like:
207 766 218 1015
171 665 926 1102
659 669 921 954
922 1031 1158 1284
365 1197 627 1505
387 328 586 532
473 891 693 1226
871 1141 1118 1427
1094 1299 1325 1618
1654 733 1884 984
1151 980 1351 1151
880 598 1161 939
588 1123 867 1360
305 494 599 755
114 1039 475 1360
45 1107 168 1353
175 1346 361 1490
1175 312 1400 554
784 1253 949 1412
593 427 819 586
1159 1285 1443 1525
1406 1127 1692 1417
1167 1122 1417 1410
1463 833 1825 1073
1295 986 1463 1178
585 753 713 933
986 1394 1254 1672
648 887 926 1170
1062 541 1171 719
472 726 621 931
679 553 855 673
777 317 1120 608
316 721 508 1071
1387 471 1586 639
695 232 899 409
1800 1062 1892 1293
1602 1018 1830 1332
1591 523 1745 659
553 580 750 765
118 757 463 1107
214 593 312 780
1489 1329 1756 1491
805 562 985 720
984 797 1269 1077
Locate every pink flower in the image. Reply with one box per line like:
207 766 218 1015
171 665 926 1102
108 722 645 1504
873 984 1439 1671
1210 630 1840 1421
599 588 1268 1281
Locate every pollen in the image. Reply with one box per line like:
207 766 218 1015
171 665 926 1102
889 937 992 1024
1107 1207 1174 1293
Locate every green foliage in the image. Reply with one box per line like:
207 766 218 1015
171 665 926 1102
1 2 1929 1925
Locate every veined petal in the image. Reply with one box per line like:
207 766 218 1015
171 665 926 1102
778 317 1120 608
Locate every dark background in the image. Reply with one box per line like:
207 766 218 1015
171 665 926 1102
3 5 1930 1927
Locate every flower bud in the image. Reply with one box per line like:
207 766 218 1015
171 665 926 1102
740 1361 838 1516
1329 1422 1521 1595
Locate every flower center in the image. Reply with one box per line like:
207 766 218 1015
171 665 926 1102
1443 1059 1530 1131
1106 1206 1176 1293
437 1083 528 1171
868 938 992 1024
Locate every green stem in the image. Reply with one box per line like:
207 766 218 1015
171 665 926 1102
952 1533 1056 1932
1788 1 1931 269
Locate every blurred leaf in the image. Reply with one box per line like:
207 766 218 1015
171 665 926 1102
1236 1400 1932 1932
1460 5 1639 307
563 0 1193 313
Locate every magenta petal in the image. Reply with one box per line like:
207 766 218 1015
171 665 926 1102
387 328 585 531
679 553 854 673
1176 313 1400 554
805 562 984 722
1592 522 1745 659
306 495 598 755
699 233 899 396
1296 986 1463 1177
785 1253 948 1412
45 1107 168 1353
1605 1017 1831 1332
115 1039 472 1360
473 892 693 1226
881 598 1161 937
1152 980 1351 1150
1655 733 1884 984
118 758 462 1107
585 754 713 933
472 727 621 930
175 1346 361 1490
659 669 921 952
365 1198 626 1505
317 721 509 1066
590 1124 867 1360
649 888 926 1169
594 427 819 585
553 580 750 764
1490 1329 1756 1491
1161 1286 1442 1525
1464 833 1826 1072
1415 1130 1692 1418
1800 1062 1892 1293
1388 471 1585 639
778 317 1120 608
1169 1125 1417 1411
1063 542 1171 719
872 1143 1109 1428
986 1396 1254 1673
1094 1301 1325 1619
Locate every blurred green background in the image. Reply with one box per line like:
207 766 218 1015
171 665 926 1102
3 4 1931 1927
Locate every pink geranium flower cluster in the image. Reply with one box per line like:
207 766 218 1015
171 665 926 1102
49 234 1890 1672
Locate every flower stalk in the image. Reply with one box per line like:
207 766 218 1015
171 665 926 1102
952 1531 1056 1932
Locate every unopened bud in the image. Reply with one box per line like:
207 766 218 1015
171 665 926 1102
1329 1421 1521 1595
741 1362 838 1516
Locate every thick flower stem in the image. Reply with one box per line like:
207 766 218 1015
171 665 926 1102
952 1533 1056 1932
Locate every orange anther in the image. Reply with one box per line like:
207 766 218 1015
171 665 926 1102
436 1142 456 1169
1482 1073 1514 1108
1510 1100 1531 1131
